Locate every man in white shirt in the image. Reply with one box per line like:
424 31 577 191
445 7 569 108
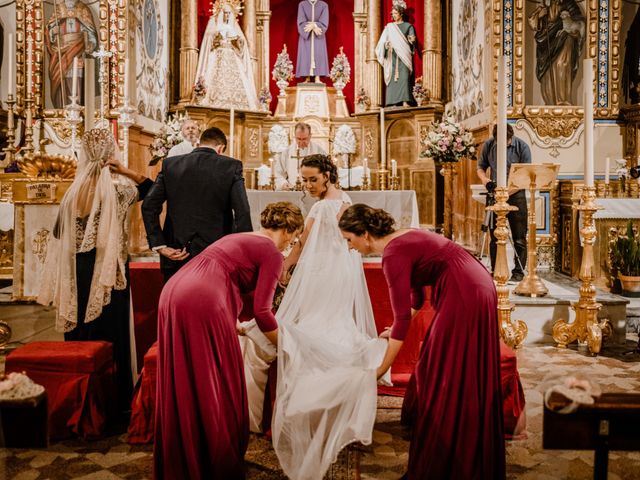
274 122 326 190
167 120 199 158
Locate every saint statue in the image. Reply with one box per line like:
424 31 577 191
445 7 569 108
527 0 585 105
375 0 417 107
296 0 329 82
45 0 98 108
194 0 258 110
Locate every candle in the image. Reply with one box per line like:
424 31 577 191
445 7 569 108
604 157 610 185
229 108 235 157
8 33 15 97
584 58 594 187
496 55 508 188
363 157 368 174
26 40 33 93
71 57 79 99
84 58 95 130
269 157 274 176
391 159 397 177
380 107 386 169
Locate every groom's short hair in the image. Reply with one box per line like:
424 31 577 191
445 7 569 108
200 127 227 147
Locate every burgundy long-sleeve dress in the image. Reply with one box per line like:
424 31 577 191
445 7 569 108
383 230 505 479
153 234 282 480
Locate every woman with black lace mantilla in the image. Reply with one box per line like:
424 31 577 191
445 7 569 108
38 128 153 415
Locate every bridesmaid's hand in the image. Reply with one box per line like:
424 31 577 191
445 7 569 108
379 327 391 339
236 321 246 336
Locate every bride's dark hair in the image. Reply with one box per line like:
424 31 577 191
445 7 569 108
301 154 338 184
338 204 396 237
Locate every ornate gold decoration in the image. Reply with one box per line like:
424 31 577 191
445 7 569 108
16 0 45 112
31 228 50 264
364 127 374 159
0 321 11 348
553 187 612 355
0 230 14 269
211 0 243 18
488 187 528 348
303 96 320 115
248 128 259 158
18 152 76 179
100 0 127 110
46 118 75 143
523 107 584 138
440 162 455 238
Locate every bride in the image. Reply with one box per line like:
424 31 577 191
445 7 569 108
194 0 258 110
271 154 388 480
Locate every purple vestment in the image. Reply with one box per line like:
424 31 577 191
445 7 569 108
296 0 329 78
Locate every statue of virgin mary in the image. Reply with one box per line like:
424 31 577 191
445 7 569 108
194 0 259 110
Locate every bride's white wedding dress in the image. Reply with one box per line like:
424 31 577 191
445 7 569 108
272 192 387 480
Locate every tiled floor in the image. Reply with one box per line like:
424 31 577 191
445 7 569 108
1 290 640 479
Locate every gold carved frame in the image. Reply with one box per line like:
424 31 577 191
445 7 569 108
492 0 622 140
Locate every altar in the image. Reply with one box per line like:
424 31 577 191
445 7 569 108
246 190 420 229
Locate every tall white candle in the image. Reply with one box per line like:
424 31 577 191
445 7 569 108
71 57 79 99
26 40 33 93
363 157 368 174
84 58 95 130
391 159 397 177
380 107 386 169
497 55 508 188
8 33 15 97
604 156 610 185
584 58 594 187
229 108 235 156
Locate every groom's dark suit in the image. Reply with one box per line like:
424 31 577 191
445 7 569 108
142 146 253 279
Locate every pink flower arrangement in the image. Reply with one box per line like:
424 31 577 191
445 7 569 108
421 117 477 163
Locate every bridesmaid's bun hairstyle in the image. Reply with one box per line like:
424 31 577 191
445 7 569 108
260 202 304 233
300 154 338 184
338 203 396 237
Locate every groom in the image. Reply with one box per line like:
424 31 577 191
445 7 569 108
142 126 253 281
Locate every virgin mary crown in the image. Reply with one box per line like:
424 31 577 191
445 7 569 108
210 0 243 17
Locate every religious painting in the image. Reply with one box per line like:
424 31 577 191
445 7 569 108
134 0 168 121
524 0 586 107
451 0 486 121
43 0 99 109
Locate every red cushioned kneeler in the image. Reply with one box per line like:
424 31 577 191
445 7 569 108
5 341 115 440
127 342 158 444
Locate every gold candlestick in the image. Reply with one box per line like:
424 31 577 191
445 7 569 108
390 175 400 190
488 187 528 348
362 168 370 190
378 168 389 191
2 95 17 167
553 186 611 355
23 94 35 157
269 173 276 191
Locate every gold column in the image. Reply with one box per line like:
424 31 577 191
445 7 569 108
256 1 271 90
242 0 258 87
553 186 612 355
423 0 442 102
488 187 528 348
367 0 382 107
179 0 199 104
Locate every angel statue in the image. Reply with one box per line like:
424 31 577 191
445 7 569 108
194 0 259 110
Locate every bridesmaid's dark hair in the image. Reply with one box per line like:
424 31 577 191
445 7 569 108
338 204 396 238
300 154 338 184
260 202 304 233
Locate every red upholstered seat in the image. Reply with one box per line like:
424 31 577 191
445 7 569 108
5 341 115 440
127 342 159 444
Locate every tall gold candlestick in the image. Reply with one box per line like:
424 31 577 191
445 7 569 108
2 95 17 167
378 168 389 191
488 187 528 348
23 95 35 157
552 186 611 355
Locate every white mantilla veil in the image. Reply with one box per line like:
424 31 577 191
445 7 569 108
38 129 129 332
272 192 387 480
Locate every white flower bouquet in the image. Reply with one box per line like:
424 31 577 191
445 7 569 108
268 125 289 154
333 124 356 154
149 113 189 166
420 117 477 163
272 45 294 83
330 46 351 87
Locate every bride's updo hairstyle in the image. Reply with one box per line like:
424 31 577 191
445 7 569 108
300 154 338 184
260 201 304 233
338 203 396 238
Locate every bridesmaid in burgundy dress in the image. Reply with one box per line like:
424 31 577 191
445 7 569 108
154 202 303 480
339 204 505 479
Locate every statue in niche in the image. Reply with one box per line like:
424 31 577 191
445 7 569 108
375 0 417 107
622 7 640 104
527 0 585 106
194 0 258 110
296 0 329 83
45 0 98 108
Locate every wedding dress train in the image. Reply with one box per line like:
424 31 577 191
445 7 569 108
271 193 387 480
